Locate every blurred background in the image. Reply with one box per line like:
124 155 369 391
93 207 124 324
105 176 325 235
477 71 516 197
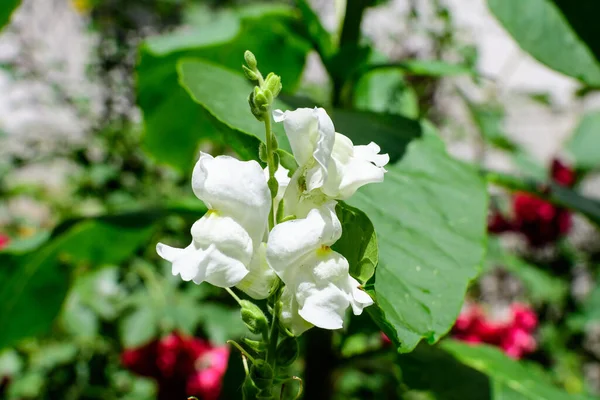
1 0 600 399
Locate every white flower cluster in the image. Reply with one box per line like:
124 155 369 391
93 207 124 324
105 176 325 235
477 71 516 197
157 107 389 335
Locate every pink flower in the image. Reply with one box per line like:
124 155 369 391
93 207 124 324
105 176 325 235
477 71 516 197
121 332 229 400
187 347 230 400
0 234 10 250
452 302 538 359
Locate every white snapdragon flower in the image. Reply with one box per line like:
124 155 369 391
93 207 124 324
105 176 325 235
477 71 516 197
266 202 373 335
274 107 389 217
157 153 275 298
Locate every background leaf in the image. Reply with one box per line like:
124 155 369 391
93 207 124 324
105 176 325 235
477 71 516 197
442 340 592 399
138 4 309 172
565 111 600 171
0 0 20 30
348 130 488 352
487 0 600 86
0 204 206 349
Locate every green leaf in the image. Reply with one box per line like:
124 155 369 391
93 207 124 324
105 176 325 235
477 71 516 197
487 0 600 86
551 0 600 65
333 202 378 284
353 68 419 118
565 111 600 171
442 340 593 399
331 109 422 163
120 305 158 348
463 98 518 152
0 0 19 30
199 303 248 345
349 130 488 352
0 204 206 349
295 0 335 60
177 58 292 158
371 60 475 77
138 5 309 172
397 343 492 400
485 238 568 305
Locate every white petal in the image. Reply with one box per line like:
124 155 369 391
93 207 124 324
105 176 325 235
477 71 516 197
266 202 341 279
156 242 199 282
236 243 277 300
322 133 390 200
280 286 314 336
273 108 335 191
297 281 346 330
191 153 270 240
278 249 374 333
158 212 253 288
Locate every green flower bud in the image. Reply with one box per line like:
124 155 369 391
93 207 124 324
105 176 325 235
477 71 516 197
250 360 274 390
242 338 267 354
254 91 269 112
248 92 264 122
268 177 279 199
242 65 258 82
275 337 299 367
270 133 279 151
258 142 268 163
240 300 269 336
244 50 258 70
272 150 280 169
264 73 282 98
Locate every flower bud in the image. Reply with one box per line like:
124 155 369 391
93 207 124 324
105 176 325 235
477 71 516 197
250 359 274 390
254 90 269 112
248 92 264 121
268 177 279 199
264 73 282 98
244 50 258 70
243 65 259 82
275 337 299 367
242 338 267 354
240 300 269 336
258 142 268 163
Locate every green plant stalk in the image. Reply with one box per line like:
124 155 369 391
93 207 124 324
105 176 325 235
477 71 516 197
261 105 284 398
264 110 277 231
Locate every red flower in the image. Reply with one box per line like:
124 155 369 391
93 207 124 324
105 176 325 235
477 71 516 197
0 234 10 250
551 159 576 186
121 332 229 400
488 158 575 246
452 303 537 359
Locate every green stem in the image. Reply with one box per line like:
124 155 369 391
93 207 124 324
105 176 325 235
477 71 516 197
264 110 276 230
266 287 282 367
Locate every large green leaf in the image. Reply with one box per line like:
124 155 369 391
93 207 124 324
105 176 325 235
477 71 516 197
487 0 600 86
333 202 378 284
138 4 310 172
565 111 600 171
348 130 488 352
442 340 592 399
0 204 206 349
0 0 19 30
